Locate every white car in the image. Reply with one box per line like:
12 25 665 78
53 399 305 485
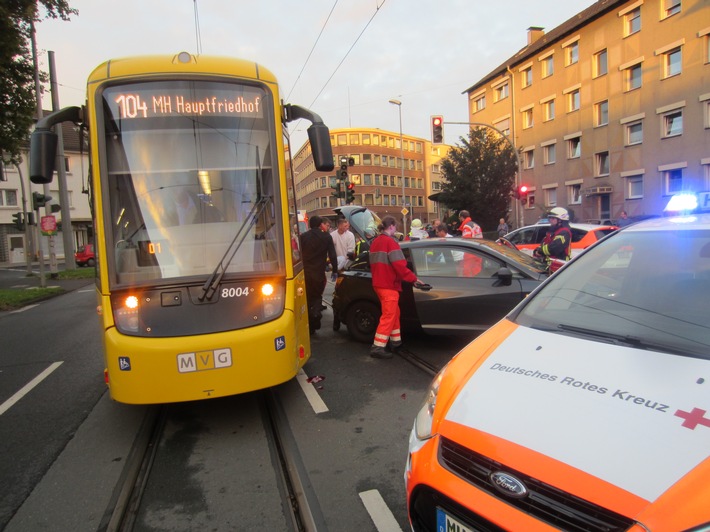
504 222 618 257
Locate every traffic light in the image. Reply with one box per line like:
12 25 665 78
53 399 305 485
518 184 529 205
50 203 61 213
431 115 444 144
346 182 355 204
32 191 52 210
12 212 24 231
339 156 349 181
331 180 343 199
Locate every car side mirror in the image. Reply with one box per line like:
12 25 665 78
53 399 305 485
495 267 513 286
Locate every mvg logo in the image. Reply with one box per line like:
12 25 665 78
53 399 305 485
177 348 232 373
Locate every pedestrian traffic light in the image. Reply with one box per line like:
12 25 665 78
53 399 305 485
346 182 355 204
32 191 52 210
431 115 444 144
12 212 24 231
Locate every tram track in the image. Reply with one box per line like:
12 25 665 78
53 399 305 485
102 390 325 532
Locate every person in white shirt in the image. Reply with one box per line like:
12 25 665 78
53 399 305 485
331 218 356 270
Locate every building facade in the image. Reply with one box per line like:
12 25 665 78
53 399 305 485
464 0 710 225
0 122 92 264
292 127 451 229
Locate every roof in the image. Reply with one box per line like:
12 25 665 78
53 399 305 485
463 0 627 94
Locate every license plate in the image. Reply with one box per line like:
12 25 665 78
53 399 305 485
436 507 477 532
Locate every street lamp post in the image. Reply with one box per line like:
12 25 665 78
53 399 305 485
388 99 407 237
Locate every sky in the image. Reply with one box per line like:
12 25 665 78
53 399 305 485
34 0 595 149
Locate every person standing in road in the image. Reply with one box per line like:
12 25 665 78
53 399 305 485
459 210 483 239
497 218 509 237
533 207 573 263
458 210 483 276
300 215 337 334
331 217 356 270
616 210 631 227
369 216 423 359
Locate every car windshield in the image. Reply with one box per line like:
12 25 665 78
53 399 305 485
349 209 381 240
514 228 710 359
476 240 548 273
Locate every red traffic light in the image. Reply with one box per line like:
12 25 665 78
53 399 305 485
347 182 355 190
431 115 444 144
519 185 529 194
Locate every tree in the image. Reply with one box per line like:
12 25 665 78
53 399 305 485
437 127 518 232
0 1 76 166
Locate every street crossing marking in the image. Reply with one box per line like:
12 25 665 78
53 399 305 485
296 369 329 414
0 361 63 416
359 489 403 532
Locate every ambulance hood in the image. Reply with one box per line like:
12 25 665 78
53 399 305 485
445 326 710 502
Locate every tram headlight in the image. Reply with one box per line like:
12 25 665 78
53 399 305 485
261 282 283 319
114 295 140 333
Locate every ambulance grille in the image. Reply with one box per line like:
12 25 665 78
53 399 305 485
439 437 635 532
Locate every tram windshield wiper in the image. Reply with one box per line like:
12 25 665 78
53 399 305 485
199 196 272 302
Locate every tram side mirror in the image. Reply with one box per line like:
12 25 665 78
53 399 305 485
30 129 58 184
308 123 335 172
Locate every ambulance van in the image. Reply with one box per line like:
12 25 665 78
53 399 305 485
406 213 710 531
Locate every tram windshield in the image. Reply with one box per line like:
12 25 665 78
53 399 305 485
100 80 282 286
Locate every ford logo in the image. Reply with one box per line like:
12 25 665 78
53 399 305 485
489 471 529 499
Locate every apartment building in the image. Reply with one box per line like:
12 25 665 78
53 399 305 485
464 0 710 225
0 122 92 264
291 128 451 226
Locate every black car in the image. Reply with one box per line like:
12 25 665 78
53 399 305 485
332 237 549 342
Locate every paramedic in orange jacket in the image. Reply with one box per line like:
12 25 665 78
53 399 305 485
459 210 483 276
368 216 423 359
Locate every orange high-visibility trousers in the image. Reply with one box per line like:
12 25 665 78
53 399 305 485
373 287 402 347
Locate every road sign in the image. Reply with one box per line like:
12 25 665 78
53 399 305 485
401 208 409 216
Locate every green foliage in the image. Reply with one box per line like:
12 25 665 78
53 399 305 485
437 128 518 231
0 1 77 165
0 287 64 311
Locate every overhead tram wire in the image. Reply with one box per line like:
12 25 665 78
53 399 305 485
193 0 203 55
308 0 387 109
286 0 339 102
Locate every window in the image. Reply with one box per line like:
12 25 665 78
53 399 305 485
595 100 609 126
523 149 535 170
542 55 554 78
473 94 486 112
543 144 556 165
567 137 581 159
494 82 509 102
594 49 608 77
522 108 534 129
595 151 610 176
625 174 644 199
568 183 582 204
1 189 19 206
626 121 644 145
625 7 641 36
664 168 683 194
663 0 681 17
565 42 579 66
494 118 510 136
662 110 683 138
521 66 532 88
626 63 642 91
545 188 558 207
543 99 555 121
663 47 682 78
568 89 580 112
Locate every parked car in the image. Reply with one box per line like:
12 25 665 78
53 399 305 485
406 213 710 532
332 237 549 342
74 243 95 267
504 222 618 257
585 218 616 225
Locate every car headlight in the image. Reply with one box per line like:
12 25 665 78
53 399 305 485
414 367 446 440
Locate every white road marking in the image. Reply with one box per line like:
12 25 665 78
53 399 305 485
11 304 39 314
78 289 95 293
296 369 329 414
359 489 403 532
0 361 63 416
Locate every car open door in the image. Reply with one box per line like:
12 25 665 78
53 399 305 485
405 244 526 334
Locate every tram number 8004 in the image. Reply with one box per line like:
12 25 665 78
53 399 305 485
222 286 252 298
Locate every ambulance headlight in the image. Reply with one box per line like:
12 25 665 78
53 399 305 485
414 368 445 440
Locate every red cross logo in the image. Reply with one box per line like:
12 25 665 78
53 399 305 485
675 408 710 430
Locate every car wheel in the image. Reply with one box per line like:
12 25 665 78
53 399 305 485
87 258 95 267
346 300 380 343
